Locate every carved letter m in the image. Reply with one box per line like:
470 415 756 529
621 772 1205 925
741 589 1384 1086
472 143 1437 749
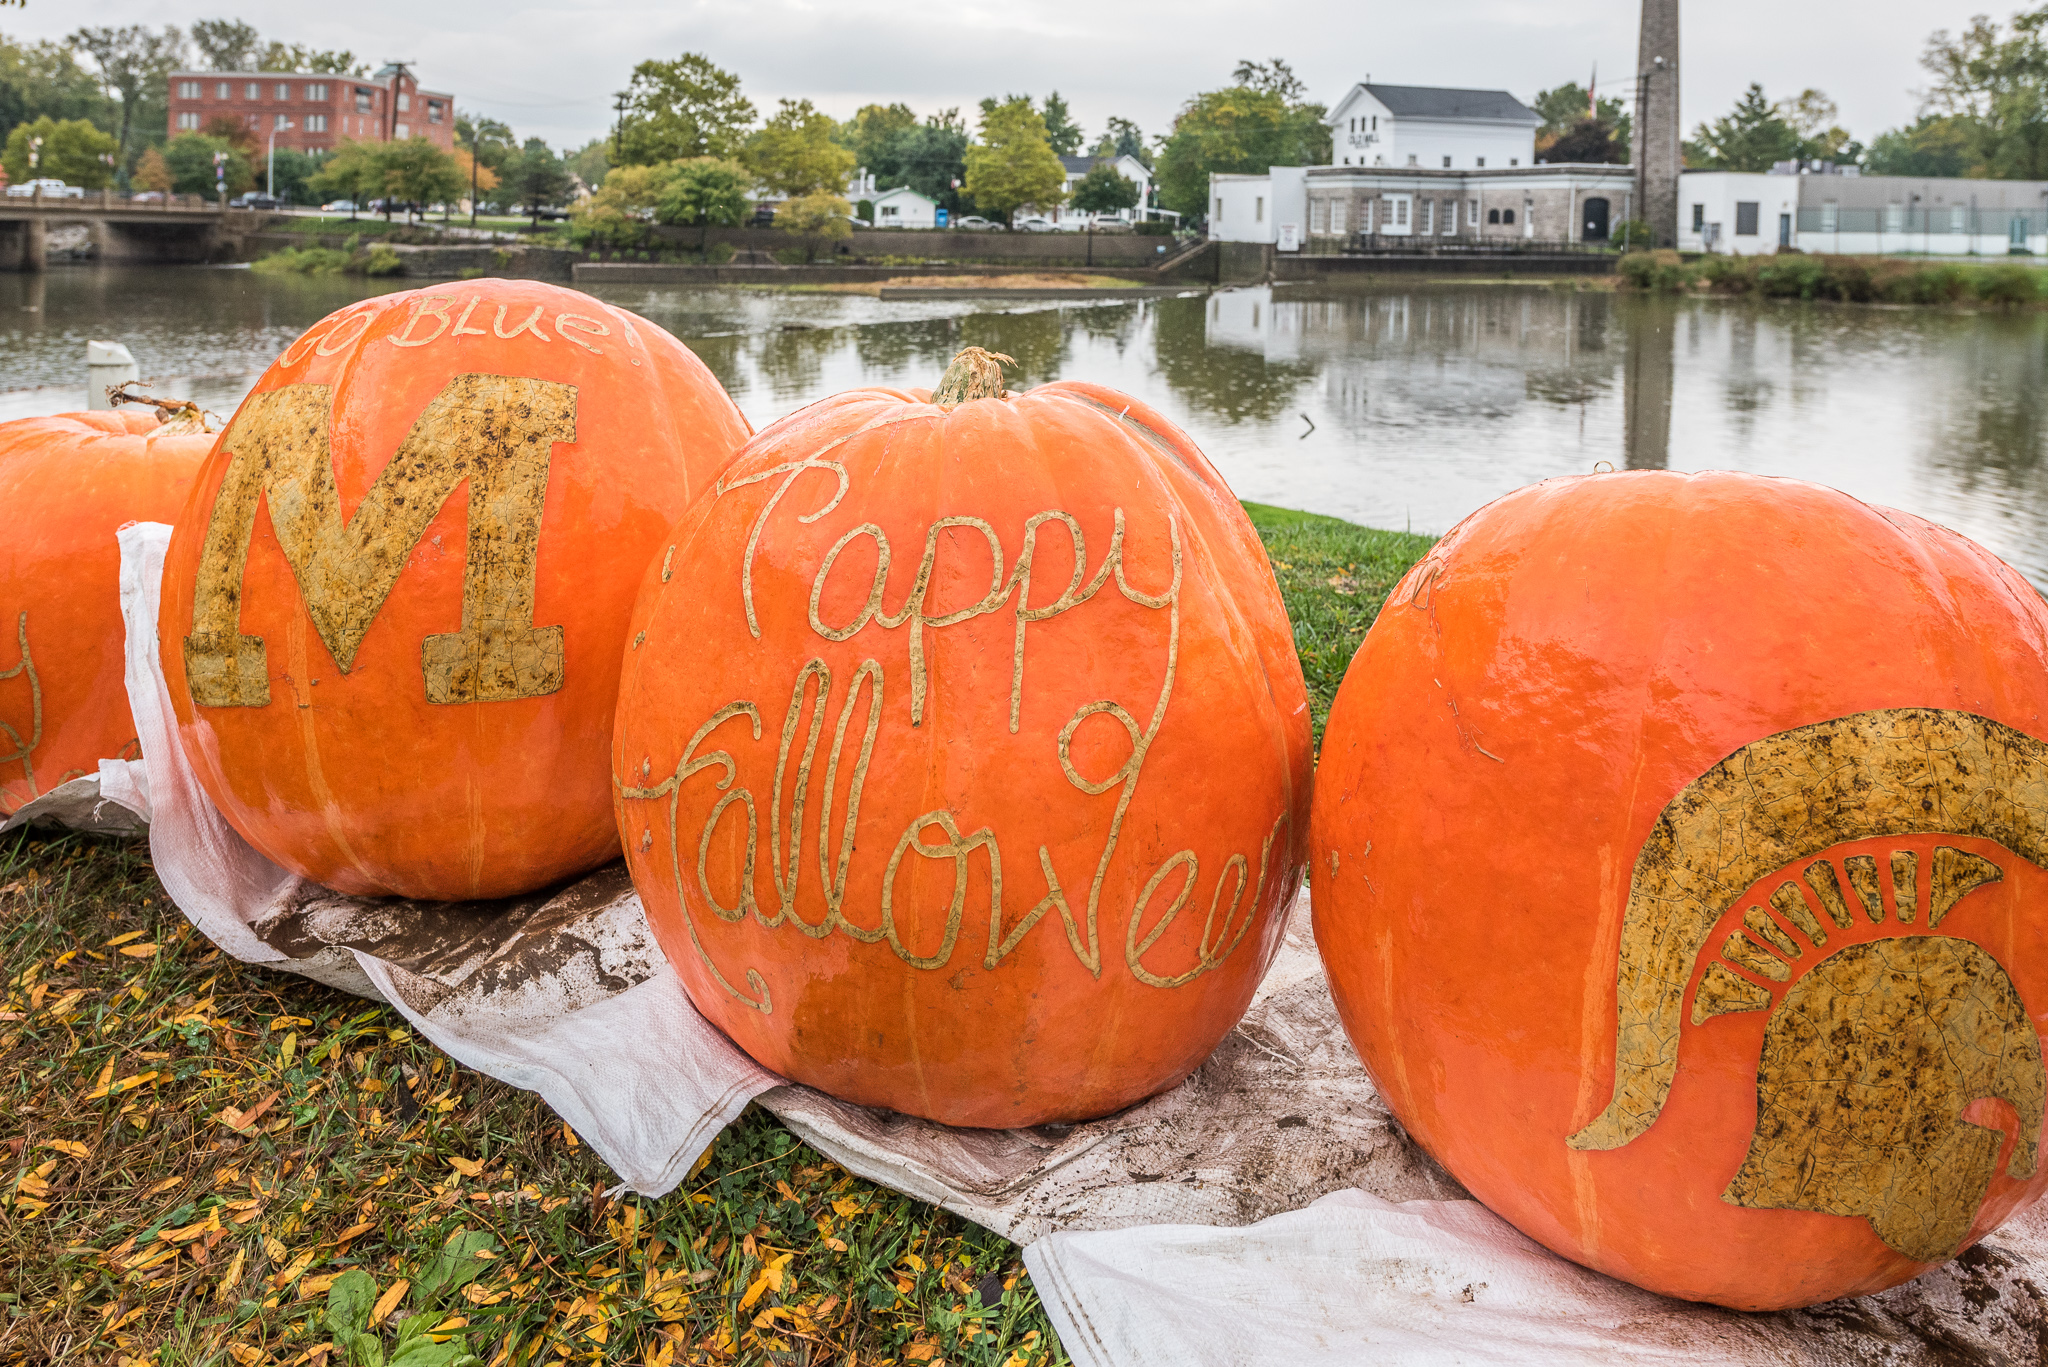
182 374 576 708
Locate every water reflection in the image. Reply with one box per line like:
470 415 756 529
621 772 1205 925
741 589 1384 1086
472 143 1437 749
7 268 2048 588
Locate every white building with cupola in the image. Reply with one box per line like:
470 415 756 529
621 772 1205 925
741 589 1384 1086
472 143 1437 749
1212 81 1635 250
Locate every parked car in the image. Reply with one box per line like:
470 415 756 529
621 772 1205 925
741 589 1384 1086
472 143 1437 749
532 206 570 222
1014 216 1062 232
5 178 82 199
954 215 1002 231
128 190 165 205
751 203 778 227
229 192 280 210
320 199 358 212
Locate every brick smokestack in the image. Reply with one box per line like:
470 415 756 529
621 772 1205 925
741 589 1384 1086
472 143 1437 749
1635 0 1680 245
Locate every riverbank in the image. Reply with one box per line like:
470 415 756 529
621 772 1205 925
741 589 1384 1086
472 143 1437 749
1619 249 2048 306
0 506 1429 1367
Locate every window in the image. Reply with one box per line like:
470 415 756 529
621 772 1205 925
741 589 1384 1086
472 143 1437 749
216 81 230 99
305 114 328 132
1442 156 1451 168
307 83 328 101
1332 199 1348 233
1951 205 1967 232
398 93 411 112
881 205 899 219
428 100 444 124
1469 198 1479 226
1475 157 1485 168
1371 116 1377 131
1407 154 1418 167
1394 197 1408 228
1214 196 1223 220
1735 201 1760 235
1487 208 1501 224
1503 209 1516 224
1255 196 1264 222
395 123 410 139
177 111 202 130
178 80 201 99
1443 199 1457 234
1884 204 1904 232
275 113 290 129
1821 202 1838 231
355 88 373 112
277 83 290 99
1692 203 1705 231
1509 158 1519 167
246 82 260 99
1311 199 1327 233
1523 198 1534 232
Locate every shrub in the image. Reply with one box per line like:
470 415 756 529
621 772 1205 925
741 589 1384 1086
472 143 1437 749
1616 249 1692 293
492 247 514 268
363 245 404 277
1972 263 2042 306
1753 254 1831 300
251 246 351 275
1872 260 1968 305
707 242 737 264
772 247 807 265
1696 254 1755 294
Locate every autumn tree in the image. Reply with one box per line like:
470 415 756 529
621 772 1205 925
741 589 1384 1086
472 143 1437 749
133 144 172 192
776 191 854 261
964 96 1066 223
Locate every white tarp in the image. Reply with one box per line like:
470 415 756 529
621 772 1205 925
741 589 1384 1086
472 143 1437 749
10 520 2041 1365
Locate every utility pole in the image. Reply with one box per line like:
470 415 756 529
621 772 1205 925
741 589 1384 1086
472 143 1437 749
613 91 630 163
383 60 415 141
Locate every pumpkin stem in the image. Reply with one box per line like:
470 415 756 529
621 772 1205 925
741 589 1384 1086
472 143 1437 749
931 348 1014 408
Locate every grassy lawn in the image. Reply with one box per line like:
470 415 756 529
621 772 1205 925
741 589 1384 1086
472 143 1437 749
0 509 1432 1367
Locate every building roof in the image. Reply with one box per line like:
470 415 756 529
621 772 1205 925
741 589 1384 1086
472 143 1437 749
1059 153 1149 178
872 184 936 204
1348 84 1541 125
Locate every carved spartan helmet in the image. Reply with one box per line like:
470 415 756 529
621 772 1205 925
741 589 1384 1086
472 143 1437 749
1570 709 2048 1263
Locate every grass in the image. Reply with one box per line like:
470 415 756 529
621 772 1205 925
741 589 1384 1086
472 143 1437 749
249 248 352 277
1617 249 2048 306
0 508 1432 1366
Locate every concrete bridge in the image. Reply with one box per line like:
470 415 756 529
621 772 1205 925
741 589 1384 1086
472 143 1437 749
0 191 273 270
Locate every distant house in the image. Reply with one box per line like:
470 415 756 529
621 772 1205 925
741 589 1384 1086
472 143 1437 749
1054 153 1155 224
1327 83 1541 170
870 185 939 229
1679 166 2048 255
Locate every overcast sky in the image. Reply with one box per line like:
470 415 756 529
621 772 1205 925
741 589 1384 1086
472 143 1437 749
9 0 2003 151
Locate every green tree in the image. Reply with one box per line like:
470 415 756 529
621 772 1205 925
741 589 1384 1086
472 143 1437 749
616 52 754 165
0 35 113 144
1685 83 1803 171
1154 70 1329 218
455 111 516 222
657 155 751 251
68 24 187 171
1864 114 1977 176
378 137 464 220
1918 8 2048 178
308 137 380 213
564 137 609 193
502 136 570 224
1543 119 1626 164
569 159 675 249
1531 81 1631 157
840 102 918 171
2 115 119 187
1775 88 1857 163
1041 90 1083 155
964 96 1066 223
1091 116 1150 167
862 109 969 215
190 18 260 71
163 130 252 196
1070 161 1138 214
745 97 854 197
267 146 319 204
255 42 366 75
775 190 853 260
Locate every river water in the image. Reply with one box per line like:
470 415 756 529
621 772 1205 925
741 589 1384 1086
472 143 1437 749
6 264 2048 587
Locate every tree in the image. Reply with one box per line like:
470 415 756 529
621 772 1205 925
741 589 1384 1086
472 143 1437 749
501 136 570 224
775 191 853 261
164 130 252 196
745 98 854 197
268 146 319 204
1864 114 1976 176
964 96 1066 223
1775 88 1856 163
840 102 918 171
1685 83 1803 171
1544 119 1625 164
569 159 676 248
1041 91 1083 155
1070 161 1138 214
1531 81 1631 157
68 25 187 170
191 19 260 71
860 109 969 215
564 138 608 194
1917 9 2048 178
0 35 114 145
378 137 464 221
2 116 119 187
133 144 172 193
202 112 258 159
455 110 515 221
1232 58 1309 102
1092 116 1149 167
616 52 754 165
309 138 380 212
255 43 366 75
1154 72 1329 218
657 156 751 250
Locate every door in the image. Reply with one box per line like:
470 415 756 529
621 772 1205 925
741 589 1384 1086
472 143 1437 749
1582 197 1610 241
2013 217 2029 253
1779 213 1791 247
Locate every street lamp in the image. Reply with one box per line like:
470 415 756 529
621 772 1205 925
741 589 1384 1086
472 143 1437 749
213 149 228 207
268 119 296 201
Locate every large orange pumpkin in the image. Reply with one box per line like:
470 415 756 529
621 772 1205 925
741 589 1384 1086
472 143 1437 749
0 410 211 818
1310 470 2048 1309
614 349 1312 1127
159 280 751 900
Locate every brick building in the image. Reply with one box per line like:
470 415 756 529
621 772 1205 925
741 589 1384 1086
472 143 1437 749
167 64 455 157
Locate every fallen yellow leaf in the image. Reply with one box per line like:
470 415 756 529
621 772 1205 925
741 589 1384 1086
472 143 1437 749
447 1155 482 1178
369 1278 408 1327
143 1176 182 1198
84 1058 115 1100
831 1197 864 1219
332 1221 374 1243
215 1247 246 1304
45 1139 90 1159
262 1236 287 1264
297 1272 341 1300
118 944 159 958
104 930 148 947
273 1248 318 1288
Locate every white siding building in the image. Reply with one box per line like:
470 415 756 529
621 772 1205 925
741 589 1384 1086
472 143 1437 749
1327 83 1541 170
869 185 939 229
1678 168 2048 256
1054 154 1155 224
